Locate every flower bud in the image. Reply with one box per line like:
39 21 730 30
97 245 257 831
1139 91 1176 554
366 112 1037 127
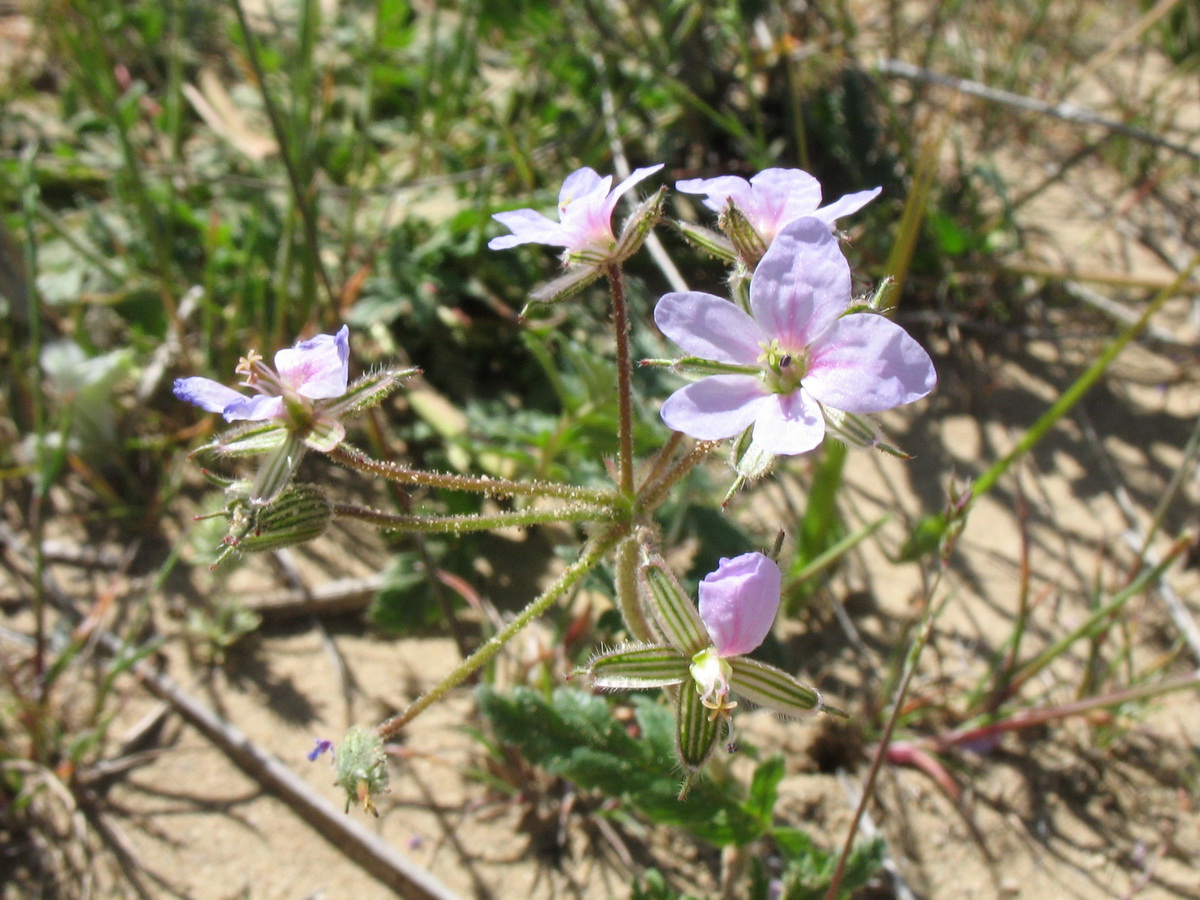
333 726 390 816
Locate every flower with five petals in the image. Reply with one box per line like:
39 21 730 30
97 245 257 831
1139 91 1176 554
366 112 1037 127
653 216 936 457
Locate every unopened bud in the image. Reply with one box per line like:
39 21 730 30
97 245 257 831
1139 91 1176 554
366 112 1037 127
333 726 390 816
718 201 767 268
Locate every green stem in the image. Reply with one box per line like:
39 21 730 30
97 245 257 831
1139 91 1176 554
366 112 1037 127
638 439 720 512
332 501 614 534
330 443 616 506
606 264 636 497
376 527 626 739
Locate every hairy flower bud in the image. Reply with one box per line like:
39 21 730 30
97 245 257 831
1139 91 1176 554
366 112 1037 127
333 726 390 816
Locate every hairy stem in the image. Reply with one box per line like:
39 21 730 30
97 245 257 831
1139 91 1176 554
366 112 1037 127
606 264 636 497
375 527 626 739
330 443 616 506
332 501 615 533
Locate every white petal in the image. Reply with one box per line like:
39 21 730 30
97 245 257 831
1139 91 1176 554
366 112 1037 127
751 390 824 455
489 208 569 249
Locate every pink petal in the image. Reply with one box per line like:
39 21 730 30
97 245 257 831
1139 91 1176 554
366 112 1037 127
223 394 285 422
676 175 752 215
804 314 936 413
489 208 569 249
813 187 881 226
659 375 768 440
275 326 349 400
750 217 851 349
173 377 245 414
558 168 608 209
747 168 822 240
698 552 781 657
602 164 664 220
654 292 763 365
751 389 825 455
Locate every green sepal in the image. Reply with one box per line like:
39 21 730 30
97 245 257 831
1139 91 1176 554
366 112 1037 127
719 201 767 268
728 657 846 718
613 185 666 261
671 357 761 378
302 417 346 453
585 643 689 690
823 408 910 458
525 264 604 309
723 428 775 506
676 681 721 772
249 434 307 505
641 556 708 657
205 421 289 457
234 483 333 553
332 368 419 418
673 220 736 262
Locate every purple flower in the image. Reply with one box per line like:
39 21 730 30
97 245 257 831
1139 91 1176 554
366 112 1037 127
677 167 880 248
174 326 350 424
654 216 936 455
698 552 781 657
307 738 334 762
488 164 664 261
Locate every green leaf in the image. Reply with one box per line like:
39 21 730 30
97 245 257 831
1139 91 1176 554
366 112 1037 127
478 686 763 847
744 755 785 825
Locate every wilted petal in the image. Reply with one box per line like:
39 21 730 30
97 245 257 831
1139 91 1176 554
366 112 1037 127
750 218 851 349
654 291 763 365
659 376 768 440
488 209 569 250
698 552 781 657
804 314 936 414
813 187 881 226
174 377 244 414
275 326 349 400
751 390 824 456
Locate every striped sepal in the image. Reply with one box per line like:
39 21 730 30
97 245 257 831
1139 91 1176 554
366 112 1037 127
333 368 419 417
675 682 721 772
641 557 708 657
729 658 841 718
249 434 307 505
209 421 288 457
585 644 689 690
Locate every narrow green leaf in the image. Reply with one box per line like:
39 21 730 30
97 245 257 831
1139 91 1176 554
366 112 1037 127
586 644 690 689
744 755 785 825
642 558 709 656
676 682 720 772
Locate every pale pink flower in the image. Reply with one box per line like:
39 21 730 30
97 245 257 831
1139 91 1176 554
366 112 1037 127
676 167 879 247
655 217 935 455
698 552 781 657
174 326 349 423
488 164 664 260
